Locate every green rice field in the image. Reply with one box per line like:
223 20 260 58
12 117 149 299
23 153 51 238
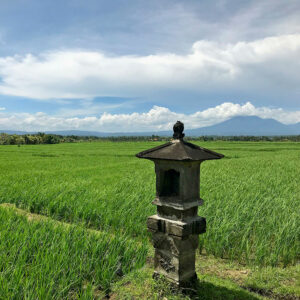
0 141 299 298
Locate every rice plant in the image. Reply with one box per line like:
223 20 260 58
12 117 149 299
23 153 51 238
0 141 299 266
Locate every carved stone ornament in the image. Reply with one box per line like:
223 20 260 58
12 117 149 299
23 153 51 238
158 253 175 273
173 120 185 139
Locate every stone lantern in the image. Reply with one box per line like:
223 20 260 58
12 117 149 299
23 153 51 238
136 121 224 286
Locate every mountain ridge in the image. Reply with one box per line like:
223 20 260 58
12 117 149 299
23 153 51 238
1 116 300 136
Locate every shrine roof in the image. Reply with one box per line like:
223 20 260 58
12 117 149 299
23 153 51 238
136 121 224 161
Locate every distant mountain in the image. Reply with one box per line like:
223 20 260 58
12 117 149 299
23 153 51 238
186 116 300 136
0 130 29 135
1 116 300 136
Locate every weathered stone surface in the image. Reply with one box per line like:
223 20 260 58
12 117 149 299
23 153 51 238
135 136 224 161
157 205 198 221
147 215 206 237
153 197 203 210
173 121 185 140
154 249 196 283
155 160 201 202
151 232 199 255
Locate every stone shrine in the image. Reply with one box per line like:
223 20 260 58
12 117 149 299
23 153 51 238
136 121 224 286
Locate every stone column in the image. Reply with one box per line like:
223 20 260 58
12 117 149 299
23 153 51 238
147 214 205 285
147 161 206 286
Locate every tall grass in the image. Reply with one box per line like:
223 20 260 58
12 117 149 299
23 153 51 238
199 145 300 266
0 206 148 299
0 141 299 266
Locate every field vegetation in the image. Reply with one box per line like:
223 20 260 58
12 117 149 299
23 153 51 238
0 205 147 299
0 141 299 299
1 132 300 145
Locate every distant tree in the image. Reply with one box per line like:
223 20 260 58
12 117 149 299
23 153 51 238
43 134 60 144
24 135 32 144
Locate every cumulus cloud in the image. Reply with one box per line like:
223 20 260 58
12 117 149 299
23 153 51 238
0 107 5 111
0 102 299 132
0 34 299 101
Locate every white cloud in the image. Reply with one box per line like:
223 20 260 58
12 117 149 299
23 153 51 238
0 102 299 132
0 34 299 101
0 107 5 111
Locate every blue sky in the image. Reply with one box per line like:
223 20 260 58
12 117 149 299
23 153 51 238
0 0 300 131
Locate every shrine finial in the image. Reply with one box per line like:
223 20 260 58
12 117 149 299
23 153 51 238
173 121 185 139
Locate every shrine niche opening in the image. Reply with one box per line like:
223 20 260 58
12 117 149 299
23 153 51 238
160 169 180 197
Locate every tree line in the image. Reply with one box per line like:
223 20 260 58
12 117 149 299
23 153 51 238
1 133 69 145
1 132 300 145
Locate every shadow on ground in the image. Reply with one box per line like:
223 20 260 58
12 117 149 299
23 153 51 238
171 279 260 300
